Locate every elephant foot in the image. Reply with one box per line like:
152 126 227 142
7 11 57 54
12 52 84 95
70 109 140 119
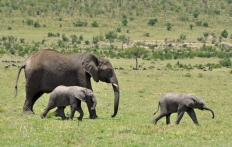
77 117 82 121
23 110 35 114
40 114 45 119
61 116 68 120
89 115 98 119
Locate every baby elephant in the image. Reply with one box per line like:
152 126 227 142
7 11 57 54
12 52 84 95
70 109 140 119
41 85 97 121
153 93 214 125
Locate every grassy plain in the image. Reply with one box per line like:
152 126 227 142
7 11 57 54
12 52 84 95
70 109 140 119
1 0 232 146
1 54 232 146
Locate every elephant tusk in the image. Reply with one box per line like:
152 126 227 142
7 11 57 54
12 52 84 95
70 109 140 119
112 83 118 88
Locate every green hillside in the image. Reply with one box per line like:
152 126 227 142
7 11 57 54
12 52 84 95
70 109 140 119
0 0 232 60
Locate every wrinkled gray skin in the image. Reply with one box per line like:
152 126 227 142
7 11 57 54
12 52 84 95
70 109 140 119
153 93 214 125
15 49 119 119
41 86 97 121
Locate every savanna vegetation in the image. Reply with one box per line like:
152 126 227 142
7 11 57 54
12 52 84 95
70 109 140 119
1 0 232 146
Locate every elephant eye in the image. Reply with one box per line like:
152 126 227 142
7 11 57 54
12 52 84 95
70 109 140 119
107 69 112 73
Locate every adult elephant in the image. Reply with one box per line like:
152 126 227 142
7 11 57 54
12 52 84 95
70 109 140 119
15 49 120 119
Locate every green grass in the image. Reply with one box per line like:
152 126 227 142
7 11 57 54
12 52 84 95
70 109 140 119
1 55 232 146
1 0 232 146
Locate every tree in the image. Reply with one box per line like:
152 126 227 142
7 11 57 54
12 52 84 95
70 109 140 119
125 46 148 69
167 23 171 31
122 18 128 26
118 35 130 50
105 31 117 45
190 24 194 30
148 18 158 26
221 30 228 38
193 12 199 18
91 21 99 27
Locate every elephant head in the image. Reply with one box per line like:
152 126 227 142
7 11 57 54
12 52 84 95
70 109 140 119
74 88 97 110
82 54 119 117
184 94 214 119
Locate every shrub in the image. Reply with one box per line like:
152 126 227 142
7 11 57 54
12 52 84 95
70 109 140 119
221 30 228 38
7 26 12 30
166 63 172 69
167 23 171 30
195 21 202 26
116 28 121 32
193 12 199 18
203 22 209 27
34 21 40 28
190 24 194 30
148 18 158 26
85 40 90 45
122 18 128 26
79 35 83 41
71 35 78 44
62 34 69 42
219 58 231 67
73 20 87 27
26 19 34 25
184 73 192 77
143 33 150 37
91 21 98 27
20 38 25 43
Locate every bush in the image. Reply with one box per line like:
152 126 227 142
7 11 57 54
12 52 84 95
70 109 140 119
166 23 171 30
220 58 231 67
122 18 128 26
116 28 121 32
73 20 87 27
20 38 25 43
195 21 202 26
203 22 209 27
26 19 34 25
221 30 228 38
193 12 199 18
148 18 158 26
166 63 172 69
85 40 90 45
91 21 98 27
62 34 69 42
34 21 40 28
143 33 150 37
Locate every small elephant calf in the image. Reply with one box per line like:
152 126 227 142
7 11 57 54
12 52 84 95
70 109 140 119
41 85 97 121
152 93 214 125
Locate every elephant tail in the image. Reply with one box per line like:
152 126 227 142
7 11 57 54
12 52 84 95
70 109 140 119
14 64 25 98
153 102 160 115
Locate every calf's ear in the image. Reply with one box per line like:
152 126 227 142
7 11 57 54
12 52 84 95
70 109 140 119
184 97 195 108
74 90 86 102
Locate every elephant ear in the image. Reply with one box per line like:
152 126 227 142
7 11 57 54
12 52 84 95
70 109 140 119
184 95 195 108
74 90 86 102
82 55 100 82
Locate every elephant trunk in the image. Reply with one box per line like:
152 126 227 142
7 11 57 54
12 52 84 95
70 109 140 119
203 105 214 119
110 74 120 118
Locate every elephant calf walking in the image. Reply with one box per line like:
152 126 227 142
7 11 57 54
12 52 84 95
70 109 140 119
152 93 214 125
41 86 97 121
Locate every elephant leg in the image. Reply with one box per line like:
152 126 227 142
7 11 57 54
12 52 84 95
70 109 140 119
186 108 199 125
57 107 67 120
41 103 56 119
31 92 44 112
176 111 185 124
76 101 84 121
23 91 43 114
86 101 98 119
152 113 167 124
166 113 171 125
69 104 77 120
